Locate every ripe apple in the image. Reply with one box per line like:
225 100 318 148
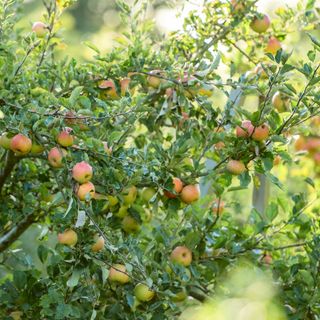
294 136 306 151
250 14 270 33
58 229 78 246
147 70 164 88
231 0 244 12
214 141 225 150
57 129 74 147
32 21 47 38
103 142 112 155
314 153 320 166
306 137 320 153
72 161 93 183
180 184 200 204
0 132 12 149
252 123 269 141
108 264 130 284
99 79 119 99
10 133 32 155
141 187 156 202
134 283 155 302
164 177 183 198
272 91 290 112
212 199 225 215
48 147 66 168
120 77 131 96
236 120 254 138
91 235 105 252
262 254 272 265
123 186 137 205
273 155 281 166
226 159 246 175
76 181 95 201
122 215 140 233
170 246 192 266
265 37 281 55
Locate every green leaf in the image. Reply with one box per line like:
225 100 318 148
69 86 83 106
38 244 49 264
67 268 82 287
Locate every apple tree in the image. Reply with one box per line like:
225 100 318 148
0 0 320 319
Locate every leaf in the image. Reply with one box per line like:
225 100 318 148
67 268 82 287
64 197 74 218
90 310 97 320
75 210 86 228
266 202 278 222
38 244 49 264
304 177 315 188
82 41 100 54
308 33 320 49
69 86 83 106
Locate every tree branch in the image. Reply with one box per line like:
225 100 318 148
0 150 19 194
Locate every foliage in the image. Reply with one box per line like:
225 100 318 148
0 0 320 319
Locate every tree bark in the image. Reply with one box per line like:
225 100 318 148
0 150 19 194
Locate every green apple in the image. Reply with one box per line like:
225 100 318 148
134 283 155 302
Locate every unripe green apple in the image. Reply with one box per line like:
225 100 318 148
107 195 119 206
236 120 254 138
115 205 129 218
57 129 74 147
265 37 282 55
272 91 290 112
141 187 156 202
123 186 137 205
30 143 44 154
122 215 140 233
0 132 12 149
250 14 270 33
72 161 93 183
10 133 32 155
226 160 246 175
32 21 48 38
172 290 188 302
134 283 155 302
180 184 200 204
147 70 164 88
76 181 95 201
164 177 183 198
91 235 105 252
9 311 23 320
252 124 269 141
48 147 67 168
58 229 78 246
170 246 192 266
108 264 130 284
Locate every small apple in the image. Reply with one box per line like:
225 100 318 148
170 246 192 266
30 143 44 154
314 153 320 166
236 120 254 138
123 186 137 205
48 147 66 168
0 132 12 149
147 70 164 88
164 177 183 198
252 123 269 141
226 160 246 175
107 195 119 206
122 215 140 233
99 79 119 99
180 184 200 204
76 182 95 201
273 155 281 166
91 235 105 252
141 187 156 202
294 136 306 151
32 21 48 38
57 129 74 147
120 77 131 96
250 14 270 33
212 199 225 215
108 264 130 284
262 254 272 265
134 283 155 302
58 229 78 246
272 91 290 112
306 138 320 153
231 0 244 12
214 141 225 150
10 133 32 155
72 161 93 183
265 37 282 55
115 205 129 218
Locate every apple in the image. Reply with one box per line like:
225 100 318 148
122 215 140 233
231 0 244 12
32 21 47 38
272 91 290 112
91 235 105 252
72 161 93 183
58 229 78 246
10 133 32 155
134 283 155 302
273 155 281 166
103 142 112 155
123 186 137 205
180 184 200 204
99 79 119 99
212 199 225 215
120 77 131 96
57 129 74 147
9 311 23 320
226 159 246 175
30 143 44 154
214 141 225 150
294 136 306 151
0 132 12 149
76 181 95 201
147 70 164 88
265 37 282 55
262 254 272 265
252 123 269 141
48 147 66 168
141 187 156 202
115 205 129 218
107 195 119 206
170 246 192 266
164 177 183 198
236 120 254 138
250 14 270 33
109 264 130 284
306 138 320 153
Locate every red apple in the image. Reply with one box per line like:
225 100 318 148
252 123 269 141
99 79 119 99
32 21 47 38
164 177 183 198
48 147 66 168
226 160 246 175
57 129 74 147
236 120 254 138
10 134 32 155
72 161 93 183
250 14 270 33
58 229 78 246
76 182 95 201
265 37 282 55
180 184 200 204
170 246 192 266
91 235 105 252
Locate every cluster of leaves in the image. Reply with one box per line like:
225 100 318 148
0 0 320 319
